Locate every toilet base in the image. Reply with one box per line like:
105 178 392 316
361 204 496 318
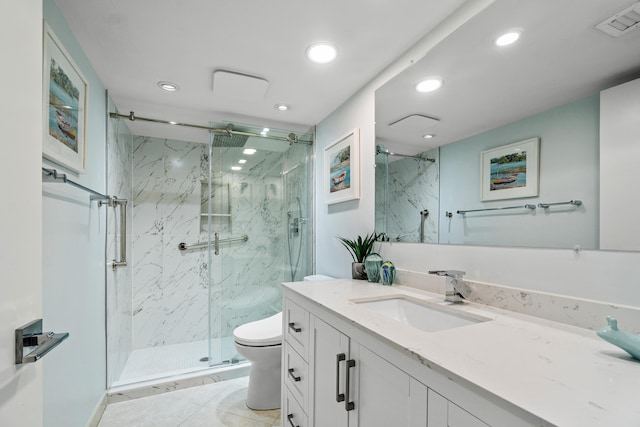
246 361 282 410
234 342 282 410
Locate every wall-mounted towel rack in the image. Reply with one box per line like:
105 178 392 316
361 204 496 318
538 200 582 208
457 204 536 215
42 167 128 270
42 167 109 201
178 234 248 254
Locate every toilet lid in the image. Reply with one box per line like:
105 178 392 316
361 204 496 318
233 312 282 346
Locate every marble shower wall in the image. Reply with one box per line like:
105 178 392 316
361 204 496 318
376 148 440 243
131 136 311 350
106 100 133 385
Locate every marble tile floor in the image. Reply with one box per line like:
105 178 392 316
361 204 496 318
98 376 281 427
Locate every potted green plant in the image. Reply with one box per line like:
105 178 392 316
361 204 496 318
337 233 378 280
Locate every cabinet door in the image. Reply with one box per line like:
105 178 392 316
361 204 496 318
448 403 490 427
349 342 418 427
310 317 350 427
428 389 490 427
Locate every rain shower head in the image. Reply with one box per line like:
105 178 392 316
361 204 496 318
211 133 249 147
211 124 249 147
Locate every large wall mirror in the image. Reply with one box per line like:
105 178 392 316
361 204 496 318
375 0 640 250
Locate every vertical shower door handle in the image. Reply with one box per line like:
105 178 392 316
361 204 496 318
214 232 220 255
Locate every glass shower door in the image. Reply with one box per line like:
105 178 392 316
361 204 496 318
206 123 313 366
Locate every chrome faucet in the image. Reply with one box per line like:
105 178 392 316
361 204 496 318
428 270 471 303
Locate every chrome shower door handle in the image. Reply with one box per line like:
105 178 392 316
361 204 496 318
214 232 220 255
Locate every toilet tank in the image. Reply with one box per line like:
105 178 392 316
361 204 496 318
303 275 333 281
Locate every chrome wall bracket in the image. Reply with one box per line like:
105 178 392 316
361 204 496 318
15 319 69 364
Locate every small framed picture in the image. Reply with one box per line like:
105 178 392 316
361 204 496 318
480 137 539 201
43 23 88 173
324 128 360 205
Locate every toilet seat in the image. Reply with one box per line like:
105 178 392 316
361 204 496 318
233 312 282 347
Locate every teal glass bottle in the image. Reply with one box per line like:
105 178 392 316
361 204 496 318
364 253 383 283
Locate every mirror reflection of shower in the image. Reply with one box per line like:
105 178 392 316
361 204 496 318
282 163 307 282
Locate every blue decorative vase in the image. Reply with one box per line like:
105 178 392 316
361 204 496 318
364 253 383 283
380 261 396 286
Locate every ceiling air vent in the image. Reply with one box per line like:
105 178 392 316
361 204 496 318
595 2 640 37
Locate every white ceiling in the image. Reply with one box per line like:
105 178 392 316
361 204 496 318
53 0 468 142
376 0 640 156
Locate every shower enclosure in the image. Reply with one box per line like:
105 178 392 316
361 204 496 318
375 145 440 243
106 105 313 388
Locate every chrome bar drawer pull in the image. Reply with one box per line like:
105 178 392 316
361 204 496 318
287 414 299 427
345 359 356 411
336 353 345 402
288 322 302 333
288 368 301 382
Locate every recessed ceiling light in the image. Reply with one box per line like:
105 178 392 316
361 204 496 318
415 78 443 93
238 159 247 164
231 166 242 171
275 104 289 111
158 81 179 91
495 30 522 47
306 42 337 64
423 134 435 139
243 148 257 155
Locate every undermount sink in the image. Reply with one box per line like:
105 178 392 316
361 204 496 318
352 295 490 332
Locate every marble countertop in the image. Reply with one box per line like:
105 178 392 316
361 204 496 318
283 279 640 427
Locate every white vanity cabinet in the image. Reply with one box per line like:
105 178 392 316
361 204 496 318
308 316 428 427
283 287 539 427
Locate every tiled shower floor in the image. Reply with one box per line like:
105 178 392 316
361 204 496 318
99 376 281 427
114 338 241 386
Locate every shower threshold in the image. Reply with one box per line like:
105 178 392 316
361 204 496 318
108 338 249 403
108 362 250 404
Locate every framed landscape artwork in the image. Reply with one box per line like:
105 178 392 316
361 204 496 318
324 128 360 205
480 138 540 201
43 24 88 174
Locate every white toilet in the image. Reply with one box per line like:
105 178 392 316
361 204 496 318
233 275 333 410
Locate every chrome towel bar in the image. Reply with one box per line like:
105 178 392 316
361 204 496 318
178 234 248 252
538 200 582 208
457 204 536 214
42 167 128 270
42 167 109 201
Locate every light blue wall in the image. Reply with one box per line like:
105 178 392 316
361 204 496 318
42 0 108 425
439 95 599 249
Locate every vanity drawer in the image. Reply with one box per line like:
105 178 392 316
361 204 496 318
284 298 309 358
284 344 309 409
284 386 308 427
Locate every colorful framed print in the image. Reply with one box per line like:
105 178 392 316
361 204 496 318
480 138 539 201
324 128 360 205
43 23 88 173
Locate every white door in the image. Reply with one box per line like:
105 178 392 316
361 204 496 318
0 2 44 426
